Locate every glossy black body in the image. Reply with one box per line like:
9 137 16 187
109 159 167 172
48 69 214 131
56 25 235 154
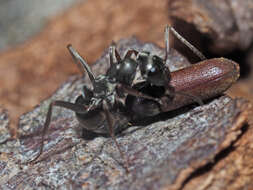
74 90 129 135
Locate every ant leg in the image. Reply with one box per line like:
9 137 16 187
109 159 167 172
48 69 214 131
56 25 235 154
114 49 122 62
29 100 89 164
164 25 170 62
168 26 206 60
117 84 160 102
161 28 204 107
159 88 203 112
110 42 137 63
163 71 204 105
110 42 122 63
174 91 203 106
162 73 203 107
102 100 129 172
124 49 138 59
109 45 115 67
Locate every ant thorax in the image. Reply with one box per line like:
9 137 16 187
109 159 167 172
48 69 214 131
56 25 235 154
132 64 144 85
90 75 118 105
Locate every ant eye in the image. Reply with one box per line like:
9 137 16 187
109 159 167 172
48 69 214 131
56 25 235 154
142 62 158 79
150 67 156 73
148 66 156 75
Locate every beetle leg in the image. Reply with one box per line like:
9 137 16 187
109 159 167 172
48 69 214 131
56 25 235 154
29 100 90 164
102 100 129 173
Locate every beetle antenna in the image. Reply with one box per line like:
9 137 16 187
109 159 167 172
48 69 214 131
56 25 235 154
169 26 206 61
67 44 96 86
164 25 170 62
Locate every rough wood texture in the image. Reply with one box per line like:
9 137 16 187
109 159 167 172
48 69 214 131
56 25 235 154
183 122 253 190
0 39 250 189
169 0 253 54
0 107 10 144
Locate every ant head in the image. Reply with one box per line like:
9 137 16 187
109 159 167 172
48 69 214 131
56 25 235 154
67 45 115 98
107 58 138 85
137 52 167 86
107 45 138 85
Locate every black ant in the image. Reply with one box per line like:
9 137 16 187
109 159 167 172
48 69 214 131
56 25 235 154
28 26 205 172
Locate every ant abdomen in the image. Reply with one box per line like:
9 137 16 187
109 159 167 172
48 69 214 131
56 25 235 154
75 94 129 135
125 83 165 119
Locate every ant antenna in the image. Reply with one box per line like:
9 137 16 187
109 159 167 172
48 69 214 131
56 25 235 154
109 44 115 67
164 25 170 62
67 44 96 86
169 26 206 61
